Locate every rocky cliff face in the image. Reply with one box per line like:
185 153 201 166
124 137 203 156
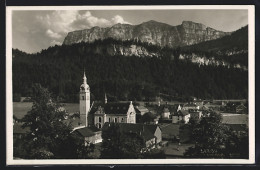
89 43 159 57
179 53 247 70
63 20 230 47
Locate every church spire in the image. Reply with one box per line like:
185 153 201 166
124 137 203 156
83 69 87 84
104 93 107 104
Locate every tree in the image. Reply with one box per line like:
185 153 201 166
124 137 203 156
184 112 229 158
21 84 94 159
184 112 248 158
100 123 125 158
13 93 21 102
142 112 156 124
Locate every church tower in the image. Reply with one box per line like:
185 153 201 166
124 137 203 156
79 71 90 126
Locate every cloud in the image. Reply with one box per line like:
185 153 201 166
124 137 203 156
36 10 131 46
111 15 131 25
46 29 62 39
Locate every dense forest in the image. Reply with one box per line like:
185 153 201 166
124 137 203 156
12 34 248 103
181 26 248 67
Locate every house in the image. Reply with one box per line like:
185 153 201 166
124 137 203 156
177 104 182 112
182 103 199 111
161 107 170 119
135 105 149 116
199 105 209 111
172 110 190 124
189 110 202 121
73 126 102 145
236 104 247 114
102 123 162 148
160 124 180 141
13 122 30 140
204 103 222 111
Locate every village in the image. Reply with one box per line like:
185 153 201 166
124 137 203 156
13 72 249 158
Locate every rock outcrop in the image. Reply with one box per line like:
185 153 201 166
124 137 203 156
63 20 230 47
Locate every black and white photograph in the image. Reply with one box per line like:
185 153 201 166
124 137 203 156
6 5 255 164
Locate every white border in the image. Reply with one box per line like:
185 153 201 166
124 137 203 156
6 5 255 165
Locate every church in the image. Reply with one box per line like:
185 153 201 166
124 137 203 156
74 71 136 131
71 71 161 147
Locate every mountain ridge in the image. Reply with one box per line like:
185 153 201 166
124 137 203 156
63 20 231 48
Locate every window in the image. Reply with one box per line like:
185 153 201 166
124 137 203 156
114 118 118 123
98 124 101 129
82 96 85 100
108 118 111 122
121 118 124 122
99 117 102 123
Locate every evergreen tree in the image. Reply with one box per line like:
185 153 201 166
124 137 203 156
21 84 94 158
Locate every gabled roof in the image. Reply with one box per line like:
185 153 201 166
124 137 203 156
91 102 132 115
102 123 160 141
160 124 180 137
104 102 131 115
13 123 30 134
135 106 149 112
236 104 247 109
73 126 100 137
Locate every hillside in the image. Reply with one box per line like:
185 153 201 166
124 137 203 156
180 26 248 67
63 20 230 48
182 26 248 52
12 38 248 102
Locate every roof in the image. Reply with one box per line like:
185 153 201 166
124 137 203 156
13 123 30 134
135 106 149 112
163 108 170 113
73 126 100 137
104 102 131 115
102 123 160 141
183 103 197 107
160 124 180 137
174 110 190 116
236 104 247 109
90 102 132 115
200 105 209 110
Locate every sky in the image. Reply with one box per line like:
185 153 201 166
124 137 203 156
12 9 248 53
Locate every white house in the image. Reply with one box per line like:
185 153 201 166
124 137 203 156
172 110 190 124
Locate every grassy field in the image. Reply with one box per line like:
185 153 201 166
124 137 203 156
13 102 79 119
222 113 248 125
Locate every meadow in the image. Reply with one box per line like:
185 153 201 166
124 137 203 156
13 102 79 119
